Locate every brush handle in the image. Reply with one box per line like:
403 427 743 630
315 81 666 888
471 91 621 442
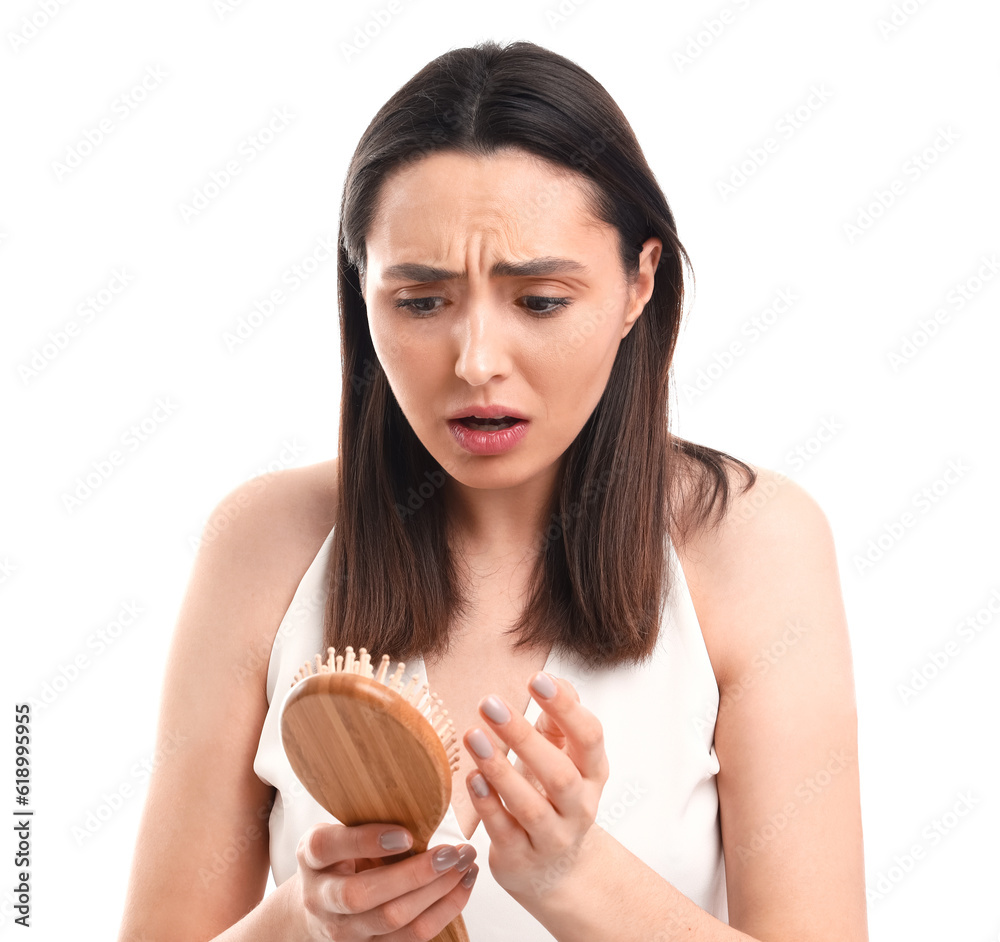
436 916 470 942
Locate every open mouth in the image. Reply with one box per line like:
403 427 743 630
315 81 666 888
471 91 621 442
456 416 524 431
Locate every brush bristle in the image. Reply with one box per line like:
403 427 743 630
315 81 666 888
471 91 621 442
291 646 461 771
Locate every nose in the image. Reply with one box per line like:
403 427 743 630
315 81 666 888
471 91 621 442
453 303 512 386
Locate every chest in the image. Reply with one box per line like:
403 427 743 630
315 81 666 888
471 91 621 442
422 577 552 841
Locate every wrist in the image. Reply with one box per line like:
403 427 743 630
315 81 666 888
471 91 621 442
511 824 609 921
274 871 312 942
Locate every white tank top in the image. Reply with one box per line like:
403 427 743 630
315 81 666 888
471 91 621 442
253 525 729 937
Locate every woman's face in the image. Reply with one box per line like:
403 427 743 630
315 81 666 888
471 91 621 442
362 147 661 501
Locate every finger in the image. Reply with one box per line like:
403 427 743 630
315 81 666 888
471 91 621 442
465 720 563 842
403 864 480 940
511 753 547 796
474 682 607 817
531 673 577 743
297 822 413 873
464 764 527 846
320 843 476 927
526 672 609 785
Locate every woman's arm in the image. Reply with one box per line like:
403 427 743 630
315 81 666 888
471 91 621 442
514 466 869 941
116 462 338 941
691 467 868 940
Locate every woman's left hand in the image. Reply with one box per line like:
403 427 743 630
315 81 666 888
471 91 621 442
462 672 610 903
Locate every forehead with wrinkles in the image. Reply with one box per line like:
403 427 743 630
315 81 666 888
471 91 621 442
362 149 612 287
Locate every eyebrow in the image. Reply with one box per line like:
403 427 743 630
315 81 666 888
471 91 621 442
381 256 589 282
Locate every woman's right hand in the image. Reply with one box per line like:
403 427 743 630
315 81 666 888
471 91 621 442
290 822 478 941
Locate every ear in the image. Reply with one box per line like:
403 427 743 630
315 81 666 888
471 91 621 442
622 237 662 338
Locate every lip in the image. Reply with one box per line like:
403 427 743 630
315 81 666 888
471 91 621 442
447 403 528 421
448 417 529 456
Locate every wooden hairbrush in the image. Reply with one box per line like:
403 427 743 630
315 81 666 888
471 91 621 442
280 646 470 942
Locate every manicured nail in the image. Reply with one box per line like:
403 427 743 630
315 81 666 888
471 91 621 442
481 695 511 724
461 863 479 888
469 772 489 798
467 728 494 759
530 671 557 699
455 844 477 872
379 829 412 851
432 846 460 871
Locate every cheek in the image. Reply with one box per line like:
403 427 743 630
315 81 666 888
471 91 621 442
547 298 625 377
369 311 415 367
529 305 626 422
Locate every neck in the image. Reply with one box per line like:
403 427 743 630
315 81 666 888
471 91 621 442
443 458 564 562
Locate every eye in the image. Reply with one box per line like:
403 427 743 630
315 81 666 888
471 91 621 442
392 295 572 318
394 297 442 316
521 296 571 316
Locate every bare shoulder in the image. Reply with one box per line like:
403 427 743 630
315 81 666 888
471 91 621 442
116 458 342 939
674 462 841 690
204 457 340 567
673 461 866 937
196 457 340 656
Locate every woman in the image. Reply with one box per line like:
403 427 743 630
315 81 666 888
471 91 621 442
117 40 868 941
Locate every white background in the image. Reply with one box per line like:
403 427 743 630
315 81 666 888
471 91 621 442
2 0 998 939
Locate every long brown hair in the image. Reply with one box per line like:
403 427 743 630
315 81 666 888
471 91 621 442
324 40 755 668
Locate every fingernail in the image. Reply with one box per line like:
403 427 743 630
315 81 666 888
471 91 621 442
461 863 479 888
467 728 494 759
433 846 460 871
530 671 557 699
481 695 511 724
469 772 489 798
379 829 412 851
455 844 477 872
